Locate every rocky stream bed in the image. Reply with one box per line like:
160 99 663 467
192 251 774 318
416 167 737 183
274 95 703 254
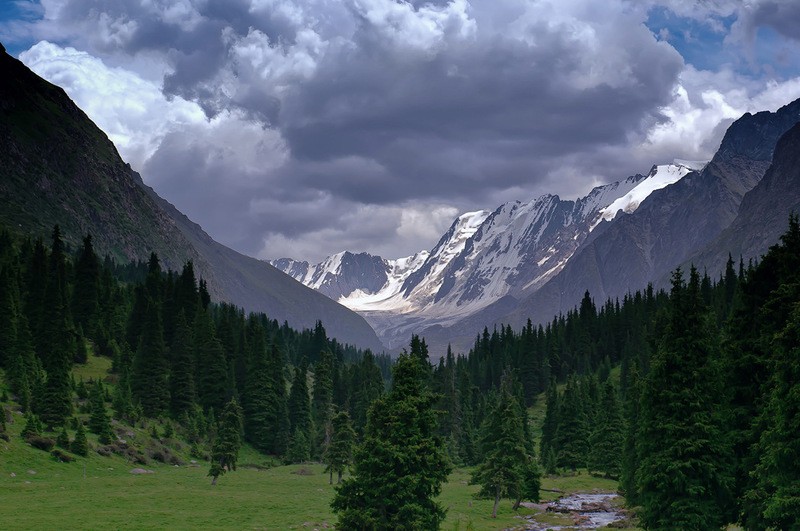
516 492 629 530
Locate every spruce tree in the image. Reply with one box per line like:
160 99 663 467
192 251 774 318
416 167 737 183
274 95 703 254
351 350 384 434
472 374 540 518
88 381 114 444
587 380 623 478
22 412 42 439
620 365 641 505
285 429 310 464
131 296 170 417
71 422 88 457
288 359 312 448
56 425 70 449
208 398 243 485
312 350 334 458
72 234 100 337
539 379 559 472
38 226 75 428
332 354 451 530
194 307 228 414
325 410 355 484
555 376 588 470
113 366 135 422
636 268 732 529
747 302 800 529
169 311 196 419
0 266 18 370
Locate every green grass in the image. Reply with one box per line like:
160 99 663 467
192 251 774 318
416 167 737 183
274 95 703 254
1 368 630 530
72 350 113 383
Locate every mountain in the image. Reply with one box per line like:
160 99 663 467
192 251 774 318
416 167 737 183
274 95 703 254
441 97 800 352
0 42 383 352
275 97 800 354
275 164 701 349
691 121 800 273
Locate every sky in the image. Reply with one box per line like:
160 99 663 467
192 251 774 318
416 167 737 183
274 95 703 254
2 1 800 263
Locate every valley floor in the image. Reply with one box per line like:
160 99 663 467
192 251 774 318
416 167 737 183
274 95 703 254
1 427 631 530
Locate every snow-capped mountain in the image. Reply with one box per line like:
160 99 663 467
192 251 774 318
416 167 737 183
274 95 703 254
273 163 701 348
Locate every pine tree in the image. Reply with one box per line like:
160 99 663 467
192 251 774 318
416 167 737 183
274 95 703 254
746 301 800 529
636 268 732 529
72 234 100 337
587 380 623 478
208 398 243 485
88 381 114 444
325 410 355 484
312 350 334 459
288 359 312 449
169 311 196 419
71 422 88 457
56 425 70 449
555 376 588 470
472 374 540 518
194 307 228 414
620 365 641 505
332 354 451 530
38 226 75 428
131 296 170 417
539 379 559 472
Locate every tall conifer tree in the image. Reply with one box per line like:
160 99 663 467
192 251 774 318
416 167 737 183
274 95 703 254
332 354 451 530
131 297 169 417
636 268 732 529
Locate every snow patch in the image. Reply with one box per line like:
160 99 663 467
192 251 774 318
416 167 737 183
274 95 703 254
596 164 692 224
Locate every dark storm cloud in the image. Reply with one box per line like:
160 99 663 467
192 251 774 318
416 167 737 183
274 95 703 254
748 1 800 42
35 0 685 205
23 0 741 261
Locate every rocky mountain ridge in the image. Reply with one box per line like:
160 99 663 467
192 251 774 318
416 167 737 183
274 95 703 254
273 163 700 349
274 98 800 353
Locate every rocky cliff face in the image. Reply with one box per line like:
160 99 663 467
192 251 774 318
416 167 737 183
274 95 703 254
691 121 800 274
0 44 383 352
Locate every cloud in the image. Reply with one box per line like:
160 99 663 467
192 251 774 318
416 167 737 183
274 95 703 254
9 0 800 264
19 40 206 170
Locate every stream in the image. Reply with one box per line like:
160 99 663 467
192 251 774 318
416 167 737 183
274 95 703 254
518 492 626 530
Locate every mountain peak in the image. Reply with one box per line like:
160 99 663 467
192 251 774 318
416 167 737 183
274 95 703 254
715 97 800 162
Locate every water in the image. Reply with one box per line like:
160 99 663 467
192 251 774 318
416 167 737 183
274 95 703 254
520 492 625 530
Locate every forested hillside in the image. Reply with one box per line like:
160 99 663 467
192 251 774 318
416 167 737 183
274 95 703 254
2 217 799 529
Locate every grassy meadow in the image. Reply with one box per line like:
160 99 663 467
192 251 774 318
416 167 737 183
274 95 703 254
0 361 632 530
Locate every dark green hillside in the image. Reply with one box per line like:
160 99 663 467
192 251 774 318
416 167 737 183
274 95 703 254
0 43 197 267
0 43 383 351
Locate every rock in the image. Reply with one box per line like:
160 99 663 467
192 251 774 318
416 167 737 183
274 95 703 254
10 472 15 477
27 470 36 475
129 468 154 474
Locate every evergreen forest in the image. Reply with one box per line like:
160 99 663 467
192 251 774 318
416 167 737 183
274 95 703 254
1 217 799 530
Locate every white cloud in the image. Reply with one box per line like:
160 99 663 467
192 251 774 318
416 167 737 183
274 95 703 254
19 40 207 172
640 65 800 162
